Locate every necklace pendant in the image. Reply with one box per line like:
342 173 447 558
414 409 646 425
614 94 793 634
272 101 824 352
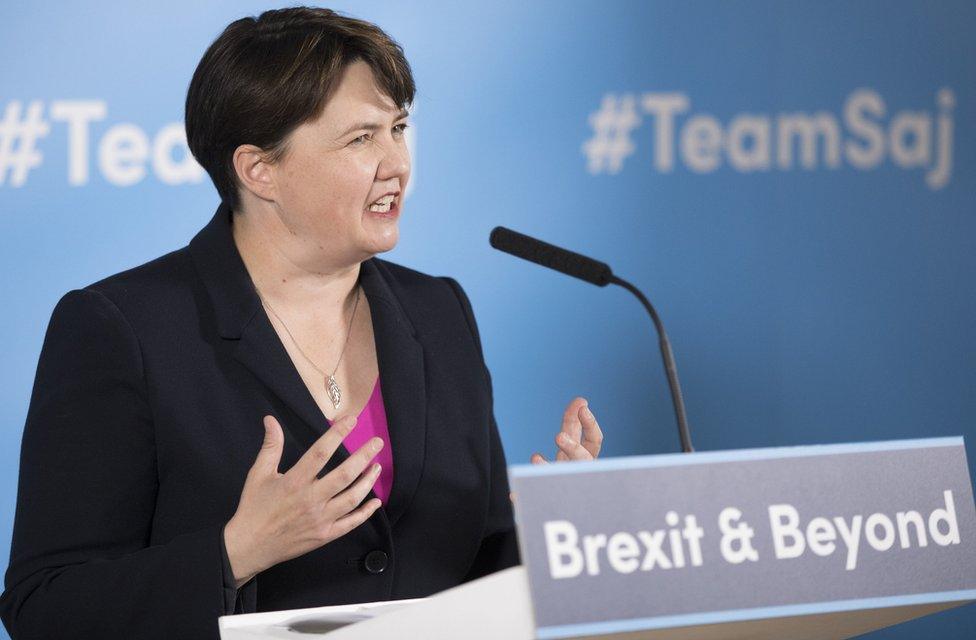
326 375 342 410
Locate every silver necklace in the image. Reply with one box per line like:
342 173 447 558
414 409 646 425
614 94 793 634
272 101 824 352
259 285 362 410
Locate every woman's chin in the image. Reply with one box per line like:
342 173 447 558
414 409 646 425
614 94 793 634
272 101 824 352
360 210 399 252
364 226 399 255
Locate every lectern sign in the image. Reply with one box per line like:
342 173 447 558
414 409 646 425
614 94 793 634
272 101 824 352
509 437 976 639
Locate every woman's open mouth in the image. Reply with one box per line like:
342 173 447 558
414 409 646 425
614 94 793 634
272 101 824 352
366 193 399 216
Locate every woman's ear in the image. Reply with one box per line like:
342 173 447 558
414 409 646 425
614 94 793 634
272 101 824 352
232 144 277 202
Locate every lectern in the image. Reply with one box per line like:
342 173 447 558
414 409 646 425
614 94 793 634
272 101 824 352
220 437 976 639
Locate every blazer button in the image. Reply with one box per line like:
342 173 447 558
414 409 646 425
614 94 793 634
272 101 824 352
364 550 388 574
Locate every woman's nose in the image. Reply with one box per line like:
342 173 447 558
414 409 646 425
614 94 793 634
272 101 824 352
377 140 410 181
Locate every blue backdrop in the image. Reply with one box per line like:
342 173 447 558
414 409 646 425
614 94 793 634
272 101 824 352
1 1 974 637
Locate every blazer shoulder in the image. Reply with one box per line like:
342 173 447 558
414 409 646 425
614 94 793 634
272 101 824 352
371 258 485 356
80 246 196 324
371 257 472 313
372 257 449 289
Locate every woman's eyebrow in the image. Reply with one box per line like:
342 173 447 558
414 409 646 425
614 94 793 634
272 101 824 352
337 109 410 138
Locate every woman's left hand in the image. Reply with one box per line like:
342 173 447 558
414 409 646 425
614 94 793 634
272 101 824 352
530 397 603 464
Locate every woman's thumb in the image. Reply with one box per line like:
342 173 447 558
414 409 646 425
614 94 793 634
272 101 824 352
255 414 284 472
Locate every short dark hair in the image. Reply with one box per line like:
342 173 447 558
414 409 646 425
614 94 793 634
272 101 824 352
185 7 415 211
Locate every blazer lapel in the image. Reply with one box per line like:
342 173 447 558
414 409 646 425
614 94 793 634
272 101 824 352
188 204 335 453
233 312 335 446
360 259 427 529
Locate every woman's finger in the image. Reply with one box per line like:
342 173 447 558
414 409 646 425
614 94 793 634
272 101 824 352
555 431 592 461
327 463 382 517
330 498 383 539
288 415 358 483
317 436 383 499
578 404 603 458
560 397 587 444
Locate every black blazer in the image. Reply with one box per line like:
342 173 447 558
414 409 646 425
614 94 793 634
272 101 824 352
0 204 518 640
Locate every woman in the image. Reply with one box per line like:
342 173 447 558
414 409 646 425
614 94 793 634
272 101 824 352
0 7 603 640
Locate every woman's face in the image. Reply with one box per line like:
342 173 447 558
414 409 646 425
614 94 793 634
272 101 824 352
269 59 411 267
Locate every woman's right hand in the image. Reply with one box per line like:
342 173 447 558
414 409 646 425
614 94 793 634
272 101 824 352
223 414 383 588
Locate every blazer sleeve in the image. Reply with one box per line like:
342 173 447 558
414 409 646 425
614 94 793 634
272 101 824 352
441 278 521 580
0 289 230 640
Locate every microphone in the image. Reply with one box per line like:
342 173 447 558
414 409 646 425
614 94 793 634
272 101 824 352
488 226 613 286
489 226 694 453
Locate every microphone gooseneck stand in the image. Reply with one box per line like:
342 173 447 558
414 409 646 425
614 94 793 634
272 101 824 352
607 274 693 453
489 226 694 453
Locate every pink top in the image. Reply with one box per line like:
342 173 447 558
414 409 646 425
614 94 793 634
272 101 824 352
335 377 394 504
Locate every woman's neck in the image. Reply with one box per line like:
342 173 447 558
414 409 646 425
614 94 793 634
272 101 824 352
231 208 361 318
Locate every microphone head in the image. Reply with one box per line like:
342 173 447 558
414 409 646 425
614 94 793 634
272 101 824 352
489 226 613 287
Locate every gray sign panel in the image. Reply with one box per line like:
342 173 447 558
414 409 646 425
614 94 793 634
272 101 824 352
509 438 976 638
